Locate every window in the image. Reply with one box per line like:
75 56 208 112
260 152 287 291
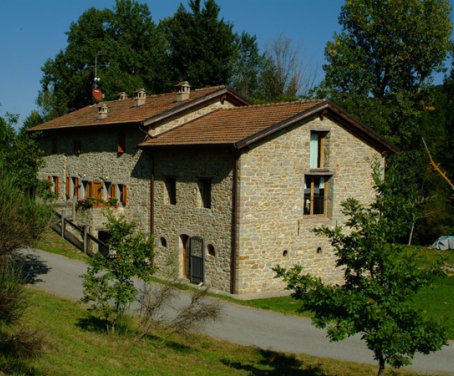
117 131 126 154
165 177 176 205
65 176 70 199
82 180 91 199
48 175 59 195
72 177 80 200
74 140 82 156
118 184 128 205
310 131 328 168
304 175 330 216
198 178 212 209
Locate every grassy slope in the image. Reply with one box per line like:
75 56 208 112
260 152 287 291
35 231 454 338
0 289 420 376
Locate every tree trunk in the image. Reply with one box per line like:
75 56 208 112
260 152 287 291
377 355 385 376
408 221 415 245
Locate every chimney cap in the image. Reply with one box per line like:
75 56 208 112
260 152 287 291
97 103 108 119
118 92 128 100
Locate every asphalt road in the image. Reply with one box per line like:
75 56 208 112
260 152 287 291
23 248 454 375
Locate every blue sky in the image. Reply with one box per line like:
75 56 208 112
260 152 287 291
0 0 451 125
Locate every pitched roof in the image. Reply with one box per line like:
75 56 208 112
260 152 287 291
139 100 398 154
29 86 248 132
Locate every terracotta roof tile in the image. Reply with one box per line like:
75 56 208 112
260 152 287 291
140 100 325 147
29 86 232 132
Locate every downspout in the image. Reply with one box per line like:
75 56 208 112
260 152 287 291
150 154 155 236
230 152 240 294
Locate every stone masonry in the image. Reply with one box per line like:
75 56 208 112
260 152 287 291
235 115 383 294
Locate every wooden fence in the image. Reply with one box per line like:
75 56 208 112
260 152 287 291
51 210 108 255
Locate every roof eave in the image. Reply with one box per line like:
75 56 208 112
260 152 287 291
142 87 250 127
28 121 144 133
233 100 398 155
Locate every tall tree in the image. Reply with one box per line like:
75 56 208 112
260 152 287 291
323 0 452 98
257 34 317 101
160 0 237 88
40 0 167 117
229 32 266 99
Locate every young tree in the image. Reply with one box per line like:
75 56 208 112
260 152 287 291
160 0 237 88
274 181 447 375
81 212 155 333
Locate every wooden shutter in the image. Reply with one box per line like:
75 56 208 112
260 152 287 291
117 131 126 154
121 184 128 204
65 177 70 199
48 176 52 192
93 181 103 200
74 177 80 200
111 184 117 199
54 176 60 195
88 182 93 198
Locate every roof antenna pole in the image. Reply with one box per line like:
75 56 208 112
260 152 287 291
92 51 104 102
422 137 454 191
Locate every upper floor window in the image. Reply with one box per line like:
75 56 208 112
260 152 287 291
198 178 212 209
117 131 126 154
165 177 177 205
304 175 330 216
310 131 328 169
74 140 82 156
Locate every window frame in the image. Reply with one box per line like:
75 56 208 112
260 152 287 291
310 130 329 169
304 174 332 217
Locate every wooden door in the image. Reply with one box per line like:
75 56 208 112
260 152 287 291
180 234 190 278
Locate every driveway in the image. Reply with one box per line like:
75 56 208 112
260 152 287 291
23 248 454 375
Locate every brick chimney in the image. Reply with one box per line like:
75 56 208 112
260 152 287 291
97 103 108 120
118 92 128 100
134 88 146 106
176 81 191 102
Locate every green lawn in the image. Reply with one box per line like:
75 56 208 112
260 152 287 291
34 229 89 263
0 289 422 376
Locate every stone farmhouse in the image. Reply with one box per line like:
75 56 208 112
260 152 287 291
29 83 397 295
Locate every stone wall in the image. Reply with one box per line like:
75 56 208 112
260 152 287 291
38 127 152 234
152 148 235 292
236 115 383 294
148 99 235 137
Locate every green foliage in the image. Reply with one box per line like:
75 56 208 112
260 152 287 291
319 0 454 245
275 192 447 375
0 161 51 257
40 0 168 117
255 34 316 102
323 0 452 98
161 0 237 88
0 113 46 195
81 211 155 333
229 32 267 99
